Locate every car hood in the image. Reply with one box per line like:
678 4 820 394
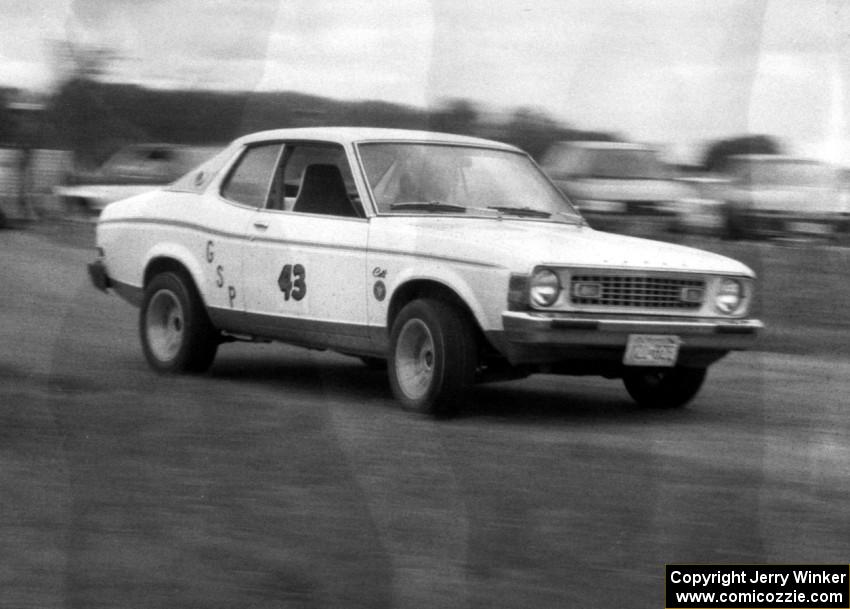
369 217 753 276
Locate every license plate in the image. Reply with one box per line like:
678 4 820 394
623 334 680 367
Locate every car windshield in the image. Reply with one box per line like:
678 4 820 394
357 142 581 221
585 148 669 179
731 159 836 188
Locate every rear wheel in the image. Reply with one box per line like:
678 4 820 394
622 366 707 409
140 272 219 373
388 299 476 417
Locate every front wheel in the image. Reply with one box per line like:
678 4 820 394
622 366 707 409
388 299 477 417
140 272 219 373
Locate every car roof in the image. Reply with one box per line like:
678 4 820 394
233 127 520 151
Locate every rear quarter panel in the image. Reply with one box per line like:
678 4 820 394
97 191 249 312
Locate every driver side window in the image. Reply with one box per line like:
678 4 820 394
265 143 361 217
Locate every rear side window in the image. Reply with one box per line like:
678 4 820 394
168 146 231 193
220 143 283 207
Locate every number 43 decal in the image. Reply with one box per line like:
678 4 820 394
278 263 306 301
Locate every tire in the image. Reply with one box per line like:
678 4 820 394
622 366 707 409
139 271 219 373
388 299 477 417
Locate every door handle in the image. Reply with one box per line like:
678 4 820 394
253 221 269 230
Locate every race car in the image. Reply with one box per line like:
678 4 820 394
88 127 762 416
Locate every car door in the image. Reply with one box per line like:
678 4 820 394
242 141 370 352
201 141 284 320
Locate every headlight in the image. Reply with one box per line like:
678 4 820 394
530 268 561 307
715 278 744 314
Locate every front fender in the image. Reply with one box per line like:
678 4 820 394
388 262 508 333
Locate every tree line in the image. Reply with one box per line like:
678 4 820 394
4 78 617 168
3 78 780 172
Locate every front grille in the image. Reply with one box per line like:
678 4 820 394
570 274 704 309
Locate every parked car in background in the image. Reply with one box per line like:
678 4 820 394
719 154 850 239
89 127 762 417
540 141 723 236
54 143 221 216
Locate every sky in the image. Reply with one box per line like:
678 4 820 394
1 0 849 163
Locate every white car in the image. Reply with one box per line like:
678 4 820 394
540 141 723 235
55 143 221 215
720 154 850 239
89 128 762 416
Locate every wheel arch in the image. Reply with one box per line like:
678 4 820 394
144 256 190 286
386 278 492 353
142 246 208 309
142 241 203 281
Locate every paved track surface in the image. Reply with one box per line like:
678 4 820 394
2 224 848 608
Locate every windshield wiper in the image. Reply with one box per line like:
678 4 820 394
487 205 551 218
390 201 467 213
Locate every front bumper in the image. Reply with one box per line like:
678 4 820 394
497 311 763 365
88 259 111 292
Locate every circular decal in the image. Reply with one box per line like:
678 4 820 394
373 280 386 301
